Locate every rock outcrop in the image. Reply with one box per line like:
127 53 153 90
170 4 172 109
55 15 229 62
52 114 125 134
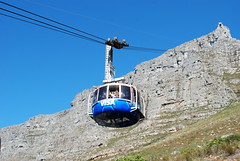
1 23 240 160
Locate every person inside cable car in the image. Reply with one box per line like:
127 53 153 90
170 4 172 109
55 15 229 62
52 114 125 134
110 90 119 98
115 90 119 98
109 85 119 98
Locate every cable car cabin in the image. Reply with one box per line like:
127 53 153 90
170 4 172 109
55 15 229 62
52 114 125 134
88 83 145 127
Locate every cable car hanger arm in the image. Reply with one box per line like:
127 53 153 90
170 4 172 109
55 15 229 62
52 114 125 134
105 37 129 49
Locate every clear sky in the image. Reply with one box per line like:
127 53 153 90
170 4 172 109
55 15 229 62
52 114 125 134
0 0 239 128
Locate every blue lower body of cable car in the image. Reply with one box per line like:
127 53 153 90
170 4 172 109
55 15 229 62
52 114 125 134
93 98 132 115
92 98 143 127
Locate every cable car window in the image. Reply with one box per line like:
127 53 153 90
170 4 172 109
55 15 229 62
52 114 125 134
121 85 131 100
138 91 144 112
137 91 141 105
98 86 107 101
92 89 98 104
132 87 136 103
109 85 119 98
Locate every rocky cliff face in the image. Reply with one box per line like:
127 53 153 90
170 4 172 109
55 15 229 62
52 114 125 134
1 23 240 161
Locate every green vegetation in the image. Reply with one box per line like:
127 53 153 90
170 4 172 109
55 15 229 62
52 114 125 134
116 154 146 161
205 134 240 155
115 102 240 160
174 134 240 161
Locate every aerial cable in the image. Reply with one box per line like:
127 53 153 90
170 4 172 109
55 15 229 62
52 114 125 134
0 8 171 53
123 45 168 53
124 45 203 54
0 1 174 53
0 8 105 45
23 0 179 43
0 12 100 41
0 1 106 42
125 45 167 52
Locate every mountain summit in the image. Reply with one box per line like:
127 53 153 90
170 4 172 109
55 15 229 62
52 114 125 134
1 23 240 160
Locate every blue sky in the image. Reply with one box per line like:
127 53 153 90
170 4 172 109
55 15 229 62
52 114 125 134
0 0 239 128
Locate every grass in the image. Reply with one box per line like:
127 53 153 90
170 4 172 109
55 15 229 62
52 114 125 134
205 134 240 155
116 154 147 161
174 134 240 160
115 102 240 161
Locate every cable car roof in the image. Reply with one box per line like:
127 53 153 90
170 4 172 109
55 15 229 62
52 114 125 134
94 82 137 89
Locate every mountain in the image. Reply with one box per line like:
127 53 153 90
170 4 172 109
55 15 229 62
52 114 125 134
117 101 240 160
0 23 240 161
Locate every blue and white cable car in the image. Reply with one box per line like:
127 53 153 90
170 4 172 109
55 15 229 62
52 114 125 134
88 38 145 127
88 82 145 127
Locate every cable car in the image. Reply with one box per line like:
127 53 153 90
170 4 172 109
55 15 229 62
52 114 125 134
88 38 145 127
88 82 145 127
